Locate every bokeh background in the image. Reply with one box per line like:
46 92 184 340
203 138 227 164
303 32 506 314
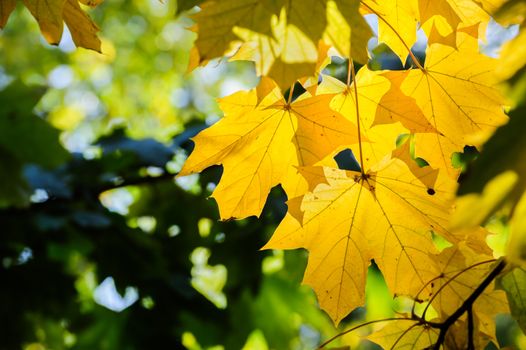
0 1 524 349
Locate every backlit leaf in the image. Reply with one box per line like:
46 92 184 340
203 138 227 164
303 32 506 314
367 319 439 349
387 37 507 177
179 79 360 220
191 0 371 88
3 0 103 50
264 158 456 324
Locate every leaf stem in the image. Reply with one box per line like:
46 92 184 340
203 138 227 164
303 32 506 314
360 1 425 71
349 59 365 174
467 307 474 350
317 317 415 349
421 259 496 320
346 58 353 86
319 259 507 349
287 83 295 105
390 323 421 350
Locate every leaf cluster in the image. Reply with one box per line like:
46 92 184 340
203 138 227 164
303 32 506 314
179 0 526 348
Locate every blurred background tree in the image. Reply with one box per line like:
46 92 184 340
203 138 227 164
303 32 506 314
0 1 524 349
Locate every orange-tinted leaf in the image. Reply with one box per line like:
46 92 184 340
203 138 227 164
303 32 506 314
63 0 101 52
0 0 16 28
22 0 65 45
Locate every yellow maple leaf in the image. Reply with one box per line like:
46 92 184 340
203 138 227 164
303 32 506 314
383 37 507 177
361 0 419 65
418 0 462 45
322 0 372 62
360 0 495 58
62 0 101 51
423 244 509 341
443 318 492 349
179 79 360 220
22 0 65 44
264 157 457 324
418 0 499 46
317 65 435 170
494 0 526 82
367 319 439 349
3 0 102 51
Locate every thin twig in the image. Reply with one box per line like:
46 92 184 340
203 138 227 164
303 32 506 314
317 317 415 349
349 59 365 174
421 259 496 320
467 307 474 350
287 83 295 105
318 259 507 350
432 259 507 349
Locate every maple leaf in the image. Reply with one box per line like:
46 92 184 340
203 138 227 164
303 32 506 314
418 0 463 46
322 0 372 62
418 0 499 46
361 0 419 64
190 0 371 88
422 244 509 341
179 0 516 342
377 36 507 177
318 65 436 170
264 156 457 324
444 318 491 349
367 319 439 349
0 0 102 51
360 0 497 60
21 0 65 44
494 0 526 85
179 79 360 220
62 0 101 50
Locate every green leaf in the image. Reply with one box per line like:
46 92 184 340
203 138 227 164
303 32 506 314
0 147 31 207
455 104 526 226
499 267 526 334
0 81 69 168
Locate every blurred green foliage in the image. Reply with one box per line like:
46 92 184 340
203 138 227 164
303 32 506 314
0 1 354 349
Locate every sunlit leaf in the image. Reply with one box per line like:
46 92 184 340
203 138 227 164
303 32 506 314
179 79 360 220
264 158 457 324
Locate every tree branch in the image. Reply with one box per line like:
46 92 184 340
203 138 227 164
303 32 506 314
467 307 474 350
432 259 507 349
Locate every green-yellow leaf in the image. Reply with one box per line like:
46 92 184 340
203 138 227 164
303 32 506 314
191 0 371 88
454 104 526 229
499 267 526 334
